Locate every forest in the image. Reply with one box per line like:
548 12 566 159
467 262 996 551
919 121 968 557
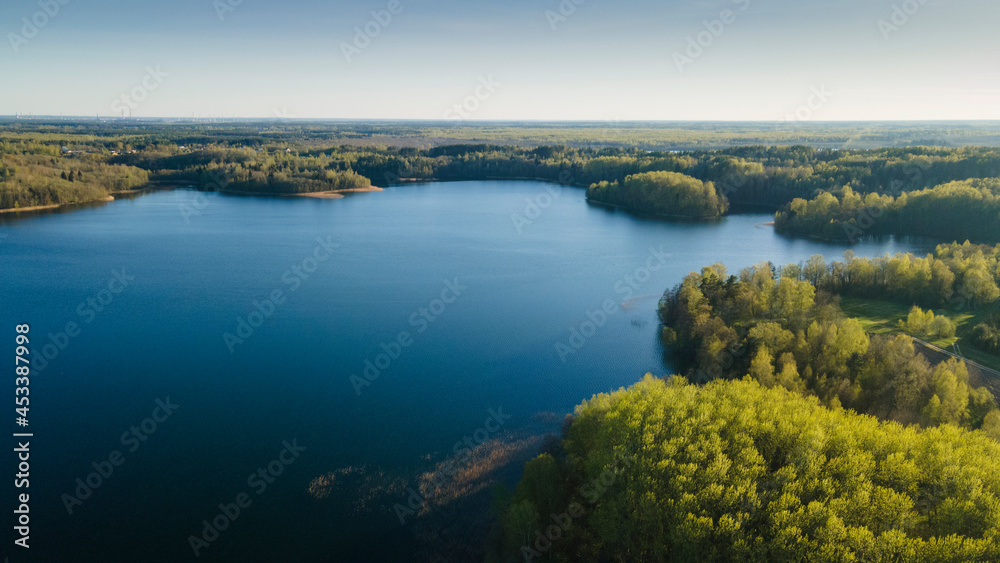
492 243 1000 561
122 143 1000 214
656 258 997 429
0 139 149 209
775 179 1000 243
491 375 1000 562
6 121 1000 225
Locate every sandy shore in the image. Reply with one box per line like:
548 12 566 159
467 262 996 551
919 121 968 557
293 186 384 199
0 195 114 214
296 192 344 199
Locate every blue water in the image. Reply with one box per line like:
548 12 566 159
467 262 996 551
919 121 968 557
0 181 926 562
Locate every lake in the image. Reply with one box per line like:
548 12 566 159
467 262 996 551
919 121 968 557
0 181 927 561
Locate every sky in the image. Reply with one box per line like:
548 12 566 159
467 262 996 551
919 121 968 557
1 0 998 120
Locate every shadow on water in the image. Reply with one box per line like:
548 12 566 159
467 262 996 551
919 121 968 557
0 198 117 222
0 187 167 223
305 414 564 562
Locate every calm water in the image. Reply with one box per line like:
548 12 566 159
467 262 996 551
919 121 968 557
0 181 926 562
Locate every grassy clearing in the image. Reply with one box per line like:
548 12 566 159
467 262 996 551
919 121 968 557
838 295 1000 371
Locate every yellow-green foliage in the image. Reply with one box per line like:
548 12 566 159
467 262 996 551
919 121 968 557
659 261 996 428
900 306 957 339
502 376 1000 562
587 170 728 218
775 179 1000 242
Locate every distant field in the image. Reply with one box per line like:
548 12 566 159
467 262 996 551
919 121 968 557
839 295 1000 371
4 118 1000 150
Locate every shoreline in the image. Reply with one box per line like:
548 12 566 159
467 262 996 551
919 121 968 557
217 186 384 198
0 185 385 215
0 195 114 214
585 197 726 222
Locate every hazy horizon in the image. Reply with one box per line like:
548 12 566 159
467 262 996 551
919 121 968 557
5 117 1000 124
3 0 998 121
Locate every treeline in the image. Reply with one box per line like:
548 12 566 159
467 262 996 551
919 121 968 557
491 376 1000 562
799 243 1000 309
9 119 1000 150
107 146 374 194
0 139 149 209
658 261 997 428
775 179 1000 242
10 125 1000 219
109 142 1000 216
587 171 728 218
112 144 696 192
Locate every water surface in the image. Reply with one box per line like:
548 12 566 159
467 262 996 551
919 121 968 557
0 181 926 561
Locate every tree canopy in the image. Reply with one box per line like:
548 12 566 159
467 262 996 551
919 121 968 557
494 375 1000 562
587 171 728 218
657 260 997 429
775 179 1000 243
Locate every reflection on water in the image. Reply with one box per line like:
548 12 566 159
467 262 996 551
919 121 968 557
0 197 114 221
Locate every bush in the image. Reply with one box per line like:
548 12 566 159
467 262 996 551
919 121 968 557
927 314 956 339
